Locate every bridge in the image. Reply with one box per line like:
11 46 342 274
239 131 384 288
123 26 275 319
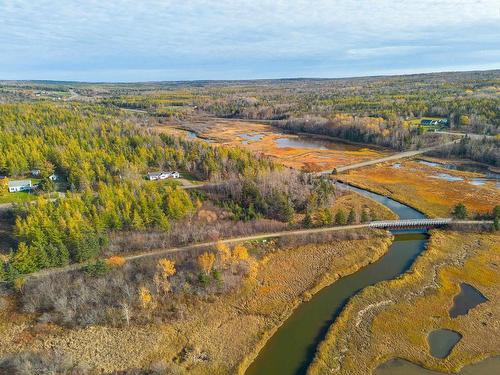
368 218 494 229
369 218 452 229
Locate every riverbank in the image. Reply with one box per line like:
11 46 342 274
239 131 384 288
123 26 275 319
0 232 392 373
338 160 499 217
308 230 500 375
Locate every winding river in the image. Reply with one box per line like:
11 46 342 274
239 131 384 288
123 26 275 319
246 184 429 375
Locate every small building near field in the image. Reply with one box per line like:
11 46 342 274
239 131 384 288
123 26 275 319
420 118 448 126
421 119 437 126
8 180 32 193
48 174 60 181
147 171 170 180
147 171 180 180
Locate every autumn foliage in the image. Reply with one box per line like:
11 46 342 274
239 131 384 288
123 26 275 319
197 252 216 275
138 286 154 310
106 256 126 267
232 244 249 261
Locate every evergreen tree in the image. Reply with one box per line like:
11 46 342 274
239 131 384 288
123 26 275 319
451 203 467 219
335 209 347 225
12 242 38 274
347 208 356 224
303 212 313 228
268 191 294 222
132 209 145 230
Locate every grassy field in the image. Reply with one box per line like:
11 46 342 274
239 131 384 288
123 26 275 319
308 231 500 375
0 233 392 373
0 191 36 204
338 160 499 217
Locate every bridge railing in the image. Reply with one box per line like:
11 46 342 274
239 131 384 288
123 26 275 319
368 218 452 228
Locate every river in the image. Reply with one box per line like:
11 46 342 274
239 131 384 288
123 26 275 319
246 184 429 375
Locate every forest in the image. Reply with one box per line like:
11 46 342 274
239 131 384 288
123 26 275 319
0 102 338 280
2 71 498 159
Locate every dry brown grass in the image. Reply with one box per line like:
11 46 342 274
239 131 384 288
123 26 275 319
0 234 392 373
339 160 499 217
157 119 389 171
308 231 500 375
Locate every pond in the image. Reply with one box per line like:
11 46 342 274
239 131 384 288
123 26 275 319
374 356 500 375
239 132 264 143
275 135 368 152
186 131 198 139
429 173 464 182
245 185 427 375
449 283 488 318
275 136 329 150
427 329 462 359
418 160 500 187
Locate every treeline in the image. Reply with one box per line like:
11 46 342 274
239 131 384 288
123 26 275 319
275 115 444 150
0 103 275 185
204 170 335 222
0 102 278 278
8 183 193 275
194 72 499 136
427 137 500 167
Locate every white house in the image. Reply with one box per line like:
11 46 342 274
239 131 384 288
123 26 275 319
31 169 41 176
147 172 169 180
147 171 180 180
8 180 33 193
48 174 60 181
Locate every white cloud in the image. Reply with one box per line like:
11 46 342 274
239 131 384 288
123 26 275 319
0 0 499 80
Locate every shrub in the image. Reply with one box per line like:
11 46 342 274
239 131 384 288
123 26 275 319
232 244 249 261
106 256 126 267
84 259 110 277
451 203 467 219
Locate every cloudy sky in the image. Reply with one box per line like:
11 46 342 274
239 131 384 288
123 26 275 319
1 0 499 81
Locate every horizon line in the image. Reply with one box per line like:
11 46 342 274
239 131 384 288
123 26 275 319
1 67 499 85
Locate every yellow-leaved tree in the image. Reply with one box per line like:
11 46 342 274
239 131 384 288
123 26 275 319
138 286 154 310
0 176 8 192
154 258 176 294
158 258 176 277
197 252 215 275
232 244 249 261
216 241 231 268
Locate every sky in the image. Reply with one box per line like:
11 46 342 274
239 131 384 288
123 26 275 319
0 0 499 82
